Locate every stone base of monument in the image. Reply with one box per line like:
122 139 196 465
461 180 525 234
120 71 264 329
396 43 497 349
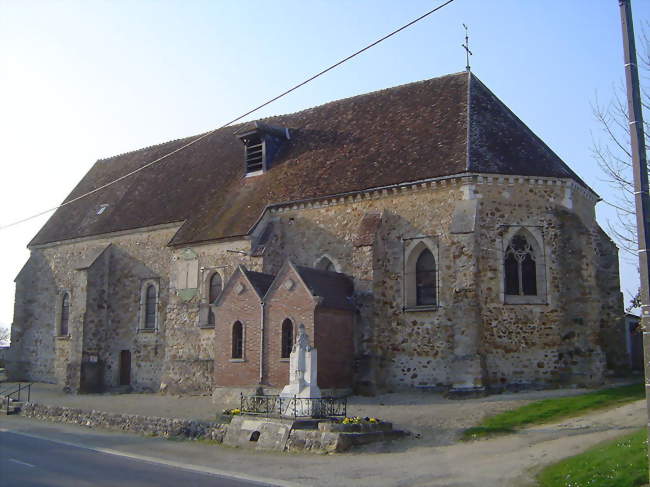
223 416 294 451
222 415 407 453
285 421 408 453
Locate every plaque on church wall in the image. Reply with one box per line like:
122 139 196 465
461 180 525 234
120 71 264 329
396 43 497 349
173 249 199 291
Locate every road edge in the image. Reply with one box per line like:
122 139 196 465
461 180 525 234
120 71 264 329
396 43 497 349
0 427 299 487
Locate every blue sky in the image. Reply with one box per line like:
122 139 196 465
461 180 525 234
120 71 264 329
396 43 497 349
1 0 649 328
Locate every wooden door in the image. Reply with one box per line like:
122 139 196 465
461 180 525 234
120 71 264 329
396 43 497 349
119 350 131 386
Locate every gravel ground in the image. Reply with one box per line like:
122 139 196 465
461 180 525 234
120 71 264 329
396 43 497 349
3 380 633 447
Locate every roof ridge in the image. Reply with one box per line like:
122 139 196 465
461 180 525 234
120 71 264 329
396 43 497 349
95 72 468 164
259 71 468 122
96 131 213 163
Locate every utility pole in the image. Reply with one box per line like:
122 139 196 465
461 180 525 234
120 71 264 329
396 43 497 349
618 0 650 477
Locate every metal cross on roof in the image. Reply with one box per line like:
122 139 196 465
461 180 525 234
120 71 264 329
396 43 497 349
462 23 473 72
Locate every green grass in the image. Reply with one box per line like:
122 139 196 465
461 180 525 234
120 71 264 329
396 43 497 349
536 428 648 487
463 383 644 440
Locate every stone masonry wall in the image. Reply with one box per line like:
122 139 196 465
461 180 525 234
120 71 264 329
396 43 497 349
161 239 257 394
20 402 227 441
262 180 470 390
11 174 625 395
473 179 621 387
9 252 59 383
10 225 178 392
258 175 623 390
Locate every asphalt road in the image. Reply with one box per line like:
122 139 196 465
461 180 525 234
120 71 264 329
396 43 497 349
0 431 271 487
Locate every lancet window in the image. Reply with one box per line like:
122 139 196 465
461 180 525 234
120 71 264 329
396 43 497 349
504 234 537 296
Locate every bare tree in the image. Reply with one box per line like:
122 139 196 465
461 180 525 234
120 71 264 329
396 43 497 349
0 326 9 347
592 27 650 258
592 28 650 310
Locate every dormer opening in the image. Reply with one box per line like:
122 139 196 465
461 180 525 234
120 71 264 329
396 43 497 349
242 133 264 173
236 122 290 176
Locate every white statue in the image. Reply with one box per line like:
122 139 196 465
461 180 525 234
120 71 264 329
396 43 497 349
280 324 321 417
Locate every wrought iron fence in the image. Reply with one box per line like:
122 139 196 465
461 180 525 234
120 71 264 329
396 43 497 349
240 394 281 417
240 393 347 419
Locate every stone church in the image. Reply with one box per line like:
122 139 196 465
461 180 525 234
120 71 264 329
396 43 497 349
8 71 626 396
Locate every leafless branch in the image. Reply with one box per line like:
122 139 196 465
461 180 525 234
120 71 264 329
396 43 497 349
592 29 650 267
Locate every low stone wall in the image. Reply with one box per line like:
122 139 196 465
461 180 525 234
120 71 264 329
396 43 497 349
19 403 406 453
20 403 227 442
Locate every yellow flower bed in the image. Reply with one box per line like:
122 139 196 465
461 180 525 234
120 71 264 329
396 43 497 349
341 416 380 424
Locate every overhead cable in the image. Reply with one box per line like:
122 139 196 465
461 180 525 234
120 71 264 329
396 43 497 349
0 0 457 231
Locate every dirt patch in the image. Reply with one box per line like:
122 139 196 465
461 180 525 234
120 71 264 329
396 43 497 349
346 387 600 447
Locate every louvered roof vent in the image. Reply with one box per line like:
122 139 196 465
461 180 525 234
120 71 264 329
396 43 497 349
236 122 290 176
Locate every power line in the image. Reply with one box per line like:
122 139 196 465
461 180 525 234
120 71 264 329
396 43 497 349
0 0 457 232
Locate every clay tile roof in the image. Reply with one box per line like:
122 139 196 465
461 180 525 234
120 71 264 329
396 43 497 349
467 76 589 187
293 265 354 311
29 72 595 247
243 269 275 298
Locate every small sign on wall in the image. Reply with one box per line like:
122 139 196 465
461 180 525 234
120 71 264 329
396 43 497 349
174 248 199 291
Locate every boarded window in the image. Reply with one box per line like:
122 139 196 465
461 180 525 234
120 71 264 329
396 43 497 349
232 321 243 359
244 134 264 173
281 319 293 358
144 285 157 329
415 249 436 306
209 273 222 304
60 293 70 336
504 234 537 296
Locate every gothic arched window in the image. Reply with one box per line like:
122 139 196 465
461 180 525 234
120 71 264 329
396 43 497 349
208 272 222 304
504 234 537 296
415 249 437 306
60 293 70 336
404 240 439 309
144 284 157 329
281 319 293 358
315 256 336 272
232 321 243 359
